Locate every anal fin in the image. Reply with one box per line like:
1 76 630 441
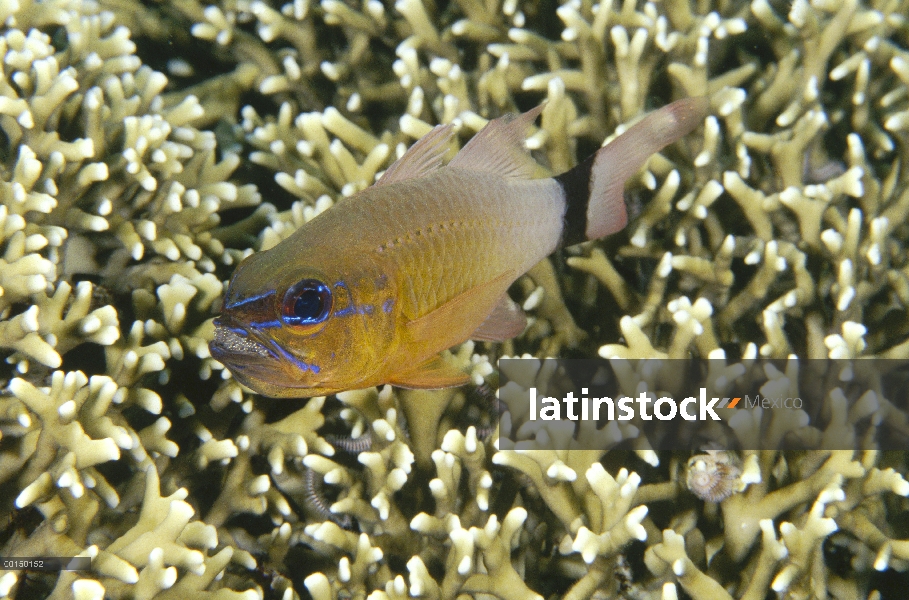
470 294 527 341
388 354 470 389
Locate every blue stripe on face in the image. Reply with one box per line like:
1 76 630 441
332 280 354 317
382 299 394 313
225 290 276 310
333 305 374 317
273 343 320 374
249 319 283 329
330 281 377 318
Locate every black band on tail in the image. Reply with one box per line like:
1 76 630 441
554 153 596 247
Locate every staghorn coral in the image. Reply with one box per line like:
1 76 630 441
0 0 908 597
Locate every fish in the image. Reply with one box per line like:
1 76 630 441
210 97 708 398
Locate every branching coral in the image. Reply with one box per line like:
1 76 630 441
1 0 909 596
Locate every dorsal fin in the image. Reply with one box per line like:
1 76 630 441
448 105 544 179
376 123 454 185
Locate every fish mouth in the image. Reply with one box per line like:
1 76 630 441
209 321 285 391
209 320 329 395
209 320 278 379
210 323 271 359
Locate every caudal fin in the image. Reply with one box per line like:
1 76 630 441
555 97 708 246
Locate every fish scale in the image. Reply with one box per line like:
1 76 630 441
351 169 563 319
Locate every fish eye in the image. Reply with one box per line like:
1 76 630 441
281 279 332 326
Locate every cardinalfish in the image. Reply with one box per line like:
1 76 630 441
210 98 708 397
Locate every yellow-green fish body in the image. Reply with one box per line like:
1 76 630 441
211 98 707 397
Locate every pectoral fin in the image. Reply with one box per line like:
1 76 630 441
470 294 527 341
405 270 517 352
389 355 470 389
